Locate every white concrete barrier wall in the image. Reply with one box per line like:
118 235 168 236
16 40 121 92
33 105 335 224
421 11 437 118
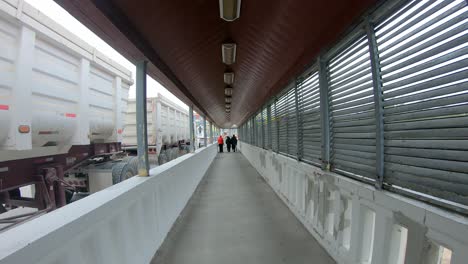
239 142 468 264
0 144 217 264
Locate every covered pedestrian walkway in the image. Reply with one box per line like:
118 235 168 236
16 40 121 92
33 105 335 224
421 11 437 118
151 152 334 264
0 0 467 263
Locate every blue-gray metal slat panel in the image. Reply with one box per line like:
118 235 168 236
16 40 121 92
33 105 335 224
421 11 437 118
383 103 468 123
382 44 468 82
385 127 468 139
380 30 467 71
333 154 376 167
333 118 376 128
383 80 467 107
384 93 468 115
385 116 468 131
383 70 468 98
332 160 377 177
384 173 468 198
378 13 467 57
377 0 455 44
385 154 468 173
331 96 375 111
385 161 468 184
333 143 376 153
375 0 433 39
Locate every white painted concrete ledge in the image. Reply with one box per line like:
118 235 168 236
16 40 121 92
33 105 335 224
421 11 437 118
239 142 468 264
0 144 217 264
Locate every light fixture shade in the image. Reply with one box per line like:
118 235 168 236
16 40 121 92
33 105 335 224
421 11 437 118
225 103 231 108
219 0 241 22
224 72 235 85
225 96 232 103
225 87 233 96
226 109 231 113
222 43 237 65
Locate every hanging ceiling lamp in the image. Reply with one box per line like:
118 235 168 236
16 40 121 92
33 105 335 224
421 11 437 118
225 96 232 103
219 0 241 22
225 86 233 96
224 72 235 85
222 43 237 65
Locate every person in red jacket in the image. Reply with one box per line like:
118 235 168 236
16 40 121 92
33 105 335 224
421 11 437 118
217 135 224 153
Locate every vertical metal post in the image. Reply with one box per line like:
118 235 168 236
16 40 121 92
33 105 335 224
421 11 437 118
267 103 272 149
286 91 290 155
189 105 195 152
275 97 279 154
367 19 385 189
136 61 150 176
210 122 213 144
261 108 265 149
318 56 331 171
252 116 256 146
294 79 302 161
203 116 207 147
250 118 253 144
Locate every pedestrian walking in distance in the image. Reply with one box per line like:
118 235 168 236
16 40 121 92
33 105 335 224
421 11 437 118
217 135 224 153
226 135 232 152
231 134 238 152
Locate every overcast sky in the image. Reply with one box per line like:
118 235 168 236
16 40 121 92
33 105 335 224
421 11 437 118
25 0 188 110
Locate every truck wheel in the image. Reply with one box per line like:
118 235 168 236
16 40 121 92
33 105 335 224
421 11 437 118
158 152 168 165
127 156 139 171
168 149 176 161
112 161 138 184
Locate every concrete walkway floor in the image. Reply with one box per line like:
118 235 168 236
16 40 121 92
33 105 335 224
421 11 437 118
151 152 335 264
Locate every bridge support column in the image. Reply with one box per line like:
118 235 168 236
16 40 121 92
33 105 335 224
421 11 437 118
203 116 207 147
209 122 213 144
136 61 150 176
189 105 195 152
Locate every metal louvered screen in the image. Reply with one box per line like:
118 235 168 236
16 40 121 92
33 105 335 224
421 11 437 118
377 0 468 205
239 0 468 211
298 70 322 166
328 34 377 180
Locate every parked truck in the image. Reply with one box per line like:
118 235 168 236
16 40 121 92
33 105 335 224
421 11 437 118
0 1 136 229
122 95 190 164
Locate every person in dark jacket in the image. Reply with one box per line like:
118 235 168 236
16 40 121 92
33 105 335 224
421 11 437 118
226 136 232 152
231 134 238 152
217 135 224 152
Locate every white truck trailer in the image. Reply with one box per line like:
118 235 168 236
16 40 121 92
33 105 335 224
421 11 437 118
0 0 135 228
122 94 190 163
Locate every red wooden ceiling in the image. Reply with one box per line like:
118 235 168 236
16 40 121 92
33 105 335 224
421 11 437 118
56 0 377 127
